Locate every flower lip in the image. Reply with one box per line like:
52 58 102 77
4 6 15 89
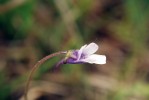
81 42 98 56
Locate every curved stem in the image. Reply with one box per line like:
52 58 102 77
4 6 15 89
24 51 67 100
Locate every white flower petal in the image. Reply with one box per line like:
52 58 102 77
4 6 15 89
82 42 99 56
80 54 106 64
77 44 87 60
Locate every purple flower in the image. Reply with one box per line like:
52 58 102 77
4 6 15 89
64 42 106 64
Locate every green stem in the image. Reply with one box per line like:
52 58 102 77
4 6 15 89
24 51 66 100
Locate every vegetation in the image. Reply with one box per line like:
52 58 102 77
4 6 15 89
0 0 149 100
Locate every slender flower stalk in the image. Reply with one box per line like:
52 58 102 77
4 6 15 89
24 51 66 100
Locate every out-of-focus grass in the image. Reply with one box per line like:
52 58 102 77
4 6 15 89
110 0 149 80
0 0 34 40
0 0 149 100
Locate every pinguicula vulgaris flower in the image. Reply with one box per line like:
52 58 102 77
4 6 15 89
57 42 106 66
25 42 106 100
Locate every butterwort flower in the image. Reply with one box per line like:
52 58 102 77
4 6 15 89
25 42 106 100
56 43 106 67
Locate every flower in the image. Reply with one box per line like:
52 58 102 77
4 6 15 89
64 42 106 64
26 43 106 100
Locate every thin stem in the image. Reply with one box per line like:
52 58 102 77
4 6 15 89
24 51 67 100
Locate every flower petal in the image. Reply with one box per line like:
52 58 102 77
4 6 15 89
77 44 87 60
82 43 98 56
80 54 106 64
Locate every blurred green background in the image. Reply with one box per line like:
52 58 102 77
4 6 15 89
0 0 149 100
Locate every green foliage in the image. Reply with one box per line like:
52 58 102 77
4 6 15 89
0 0 35 40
